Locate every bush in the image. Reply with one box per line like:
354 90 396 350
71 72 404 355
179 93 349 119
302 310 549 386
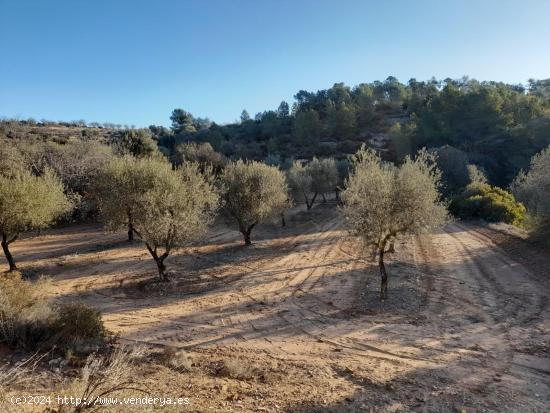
512 146 550 246
0 273 54 348
450 183 526 226
0 274 108 353
50 303 107 354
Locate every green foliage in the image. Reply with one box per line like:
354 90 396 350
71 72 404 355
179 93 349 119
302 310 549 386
0 273 107 353
112 128 158 158
0 168 71 270
96 156 219 279
512 146 550 244
0 141 27 177
287 161 313 208
293 109 321 145
240 110 251 123
51 303 106 352
287 157 338 209
95 156 157 235
164 77 548 180
450 183 525 226
326 102 357 139
172 142 226 172
221 160 289 244
308 157 339 196
342 146 448 299
343 146 449 247
0 273 53 348
433 145 470 195
277 101 290 118
170 109 197 134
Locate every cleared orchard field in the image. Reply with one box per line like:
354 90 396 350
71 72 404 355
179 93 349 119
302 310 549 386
4 204 550 412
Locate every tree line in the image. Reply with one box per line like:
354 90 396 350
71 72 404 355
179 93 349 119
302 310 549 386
149 77 549 189
2 129 549 298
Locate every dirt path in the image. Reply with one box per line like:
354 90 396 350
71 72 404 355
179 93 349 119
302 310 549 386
5 208 550 412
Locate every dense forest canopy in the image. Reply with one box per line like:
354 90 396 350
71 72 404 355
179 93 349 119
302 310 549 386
2 76 549 188
148 76 549 187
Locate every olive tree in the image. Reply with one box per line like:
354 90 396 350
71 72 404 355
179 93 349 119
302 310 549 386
287 161 315 210
221 160 289 245
94 156 155 241
512 146 550 245
133 162 218 279
342 146 448 300
288 158 338 210
0 169 71 271
308 157 339 203
96 157 218 280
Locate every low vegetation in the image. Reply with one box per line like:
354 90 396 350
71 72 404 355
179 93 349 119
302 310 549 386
450 182 526 226
0 272 108 354
512 145 550 245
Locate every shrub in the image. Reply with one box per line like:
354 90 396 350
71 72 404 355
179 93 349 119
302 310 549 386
450 182 525 226
50 303 107 354
0 273 54 348
59 346 147 410
172 142 226 173
512 146 550 245
0 274 108 353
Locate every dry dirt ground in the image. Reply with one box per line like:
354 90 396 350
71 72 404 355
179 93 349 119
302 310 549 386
3 204 550 412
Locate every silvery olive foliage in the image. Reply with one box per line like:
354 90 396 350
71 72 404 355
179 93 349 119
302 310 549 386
287 157 338 210
342 145 449 299
0 166 71 271
96 156 218 279
221 160 289 245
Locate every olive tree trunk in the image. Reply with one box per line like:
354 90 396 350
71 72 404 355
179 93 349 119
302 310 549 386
241 223 257 245
378 240 388 301
305 192 318 210
145 243 170 281
1 233 17 272
127 211 134 242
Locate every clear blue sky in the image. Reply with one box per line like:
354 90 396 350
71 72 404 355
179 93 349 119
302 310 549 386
1 0 549 127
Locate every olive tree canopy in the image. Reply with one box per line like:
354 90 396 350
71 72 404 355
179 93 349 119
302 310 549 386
308 157 338 202
342 146 448 299
221 160 289 245
96 156 218 279
95 155 158 241
287 161 314 210
288 158 338 210
0 168 71 271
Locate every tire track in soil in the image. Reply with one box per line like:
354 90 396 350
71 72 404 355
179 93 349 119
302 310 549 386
156 213 431 364
418 225 550 391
